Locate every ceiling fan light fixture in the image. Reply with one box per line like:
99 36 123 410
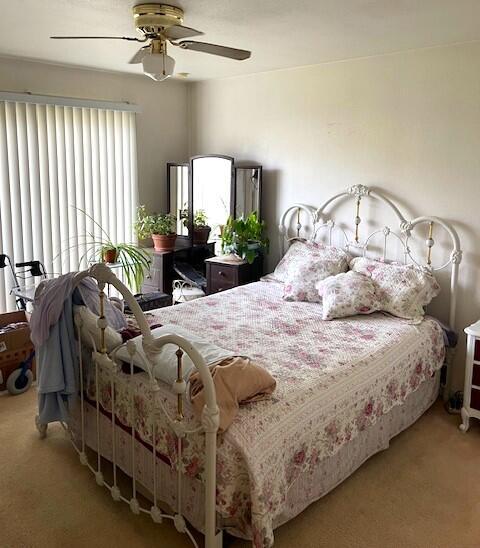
142 51 175 81
49 3 251 81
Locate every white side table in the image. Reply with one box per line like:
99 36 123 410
459 320 480 432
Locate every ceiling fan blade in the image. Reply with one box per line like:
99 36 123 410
50 36 146 42
164 24 204 40
129 46 149 64
177 41 251 60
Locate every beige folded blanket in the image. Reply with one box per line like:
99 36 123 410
189 356 276 431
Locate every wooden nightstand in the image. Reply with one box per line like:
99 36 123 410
460 320 480 432
205 256 263 295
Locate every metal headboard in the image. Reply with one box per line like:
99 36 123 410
279 184 462 330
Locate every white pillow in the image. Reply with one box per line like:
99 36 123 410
73 305 123 352
316 271 382 320
114 324 233 386
350 257 440 320
272 240 350 283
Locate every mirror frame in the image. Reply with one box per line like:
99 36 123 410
166 156 263 248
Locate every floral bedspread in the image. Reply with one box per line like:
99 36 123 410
88 281 445 548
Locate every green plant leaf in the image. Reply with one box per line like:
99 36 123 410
219 211 268 260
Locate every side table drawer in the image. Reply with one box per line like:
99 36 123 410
474 339 480 361
209 264 237 286
472 364 480 387
208 277 236 294
471 388 480 411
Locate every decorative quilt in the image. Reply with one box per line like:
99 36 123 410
88 281 445 548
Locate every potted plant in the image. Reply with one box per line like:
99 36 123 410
179 207 211 245
220 212 269 264
99 241 151 292
192 210 211 244
67 208 152 293
101 244 118 264
151 213 177 251
133 205 154 248
135 206 177 252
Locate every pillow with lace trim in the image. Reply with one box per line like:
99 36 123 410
282 250 350 303
349 257 440 320
272 240 350 284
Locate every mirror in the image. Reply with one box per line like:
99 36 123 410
234 166 262 219
167 156 263 249
191 155 234 244
167 163 189 237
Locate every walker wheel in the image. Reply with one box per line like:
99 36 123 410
6 368 33 395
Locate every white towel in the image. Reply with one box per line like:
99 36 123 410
114 324 234 385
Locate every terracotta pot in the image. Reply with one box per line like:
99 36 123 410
103 248 117 263
152 233 177 252
192 226 211 245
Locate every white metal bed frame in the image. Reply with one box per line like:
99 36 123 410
279 184 462 397
279 184 462 327
35 184 462 548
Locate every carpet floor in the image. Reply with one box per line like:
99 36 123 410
0 389 479 548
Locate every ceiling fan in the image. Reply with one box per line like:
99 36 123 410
50 3 251 81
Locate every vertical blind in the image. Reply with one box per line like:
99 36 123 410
0 98 138 311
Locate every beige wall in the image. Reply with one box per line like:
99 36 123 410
0 56 189 211
189 42 480 390
1 45 478 389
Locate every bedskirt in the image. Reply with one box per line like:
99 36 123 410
70 372 439 544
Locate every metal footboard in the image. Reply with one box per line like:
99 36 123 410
35 263 222 548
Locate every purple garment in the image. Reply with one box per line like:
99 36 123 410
30 272 127 347
430 317 458 348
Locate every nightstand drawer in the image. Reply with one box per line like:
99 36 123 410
209 264 237 287
472 364 480 387
208 277 236 294
475 340 480 361
471 388 480 411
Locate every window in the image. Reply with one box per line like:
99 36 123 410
0 94 138 311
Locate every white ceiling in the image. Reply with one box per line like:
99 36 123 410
1 0 480 81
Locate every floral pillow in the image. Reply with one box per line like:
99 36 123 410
272 240 350 283
283 258 349 303
350 257 441 320
316 271 382 320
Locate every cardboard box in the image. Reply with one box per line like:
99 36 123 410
0 310 35 391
